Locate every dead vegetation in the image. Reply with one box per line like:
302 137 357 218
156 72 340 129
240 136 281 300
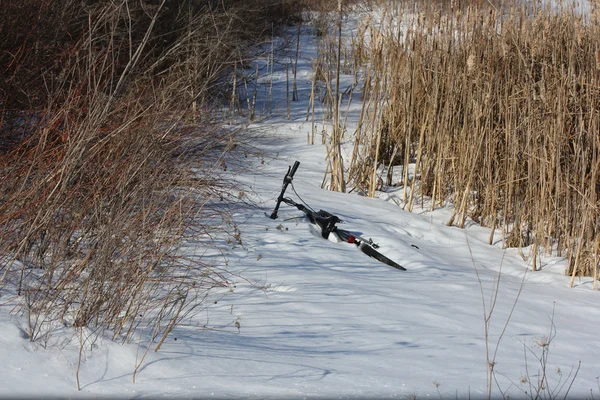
315 0 599 282
0 0 299 360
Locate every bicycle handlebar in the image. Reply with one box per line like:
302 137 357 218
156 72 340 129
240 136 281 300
269 161 301 219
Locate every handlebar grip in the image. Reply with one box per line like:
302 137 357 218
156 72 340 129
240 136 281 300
289 161 300 179
270 161 300 219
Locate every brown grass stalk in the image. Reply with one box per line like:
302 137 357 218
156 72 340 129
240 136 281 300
343 0 600 277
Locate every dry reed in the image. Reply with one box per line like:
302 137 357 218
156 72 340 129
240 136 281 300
343 0 600 279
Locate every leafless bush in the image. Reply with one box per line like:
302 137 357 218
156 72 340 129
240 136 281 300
0 0 300 372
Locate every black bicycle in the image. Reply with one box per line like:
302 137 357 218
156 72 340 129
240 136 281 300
269 161 406 271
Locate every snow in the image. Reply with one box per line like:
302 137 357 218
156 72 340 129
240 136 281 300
1 5 599 399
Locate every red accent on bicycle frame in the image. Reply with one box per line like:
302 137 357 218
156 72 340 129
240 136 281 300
348 236 356 244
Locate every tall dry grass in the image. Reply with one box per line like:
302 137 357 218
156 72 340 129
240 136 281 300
343 0 599 281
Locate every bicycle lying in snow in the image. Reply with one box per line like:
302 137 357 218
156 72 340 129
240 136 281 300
269 161 406 271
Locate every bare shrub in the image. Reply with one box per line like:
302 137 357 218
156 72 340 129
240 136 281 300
0 0 300 374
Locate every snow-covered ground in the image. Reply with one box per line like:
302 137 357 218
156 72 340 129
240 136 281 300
1 5 599 399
